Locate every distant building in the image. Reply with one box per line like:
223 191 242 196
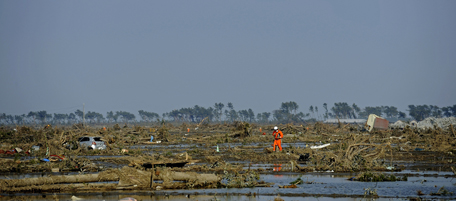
365 114 389 132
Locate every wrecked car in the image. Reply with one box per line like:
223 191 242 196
78 136 107 150
64 137 107 150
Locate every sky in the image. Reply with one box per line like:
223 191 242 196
1 0 455 117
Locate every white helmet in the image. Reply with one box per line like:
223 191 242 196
274 126 278 130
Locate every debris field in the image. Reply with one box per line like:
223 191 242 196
1 118 456 200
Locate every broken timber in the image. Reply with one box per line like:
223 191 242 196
0 167 220 192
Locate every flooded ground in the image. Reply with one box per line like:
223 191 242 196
1 122 456 200
2 171 455 200
1 168 455 200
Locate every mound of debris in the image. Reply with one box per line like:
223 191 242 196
390 117 456 130
417 117 456 129
390 120 409 129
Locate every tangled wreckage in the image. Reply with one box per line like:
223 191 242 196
0 118 456 199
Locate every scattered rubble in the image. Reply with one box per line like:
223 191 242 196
417 117 456 129
0 119 455 194
390 117 456 130
353 172 407 182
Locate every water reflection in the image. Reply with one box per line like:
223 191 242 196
273 164 282 172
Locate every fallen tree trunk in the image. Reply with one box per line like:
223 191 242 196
157 170 219 184
1 183 119 192
0 173 115 188
0 167 220 192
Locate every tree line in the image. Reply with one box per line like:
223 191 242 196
1 102 455 125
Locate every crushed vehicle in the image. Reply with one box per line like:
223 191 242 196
64 137 107 150
78 136 107 150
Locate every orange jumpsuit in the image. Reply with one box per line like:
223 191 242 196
272 130 283 151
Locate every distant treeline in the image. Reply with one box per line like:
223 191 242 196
1 102 455 125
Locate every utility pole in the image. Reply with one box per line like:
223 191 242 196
83 103 85 127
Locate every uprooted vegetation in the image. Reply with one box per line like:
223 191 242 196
354 172 408 182
0 120 456 193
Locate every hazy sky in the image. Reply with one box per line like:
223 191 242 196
1 1 455 117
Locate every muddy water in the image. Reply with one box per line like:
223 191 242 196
0 193 359 201
2 156 455 200
186 172 456 199
129 142 312 150
2 171 455 200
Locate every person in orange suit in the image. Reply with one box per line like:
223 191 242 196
272 126 283 152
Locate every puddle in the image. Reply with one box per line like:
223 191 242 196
253 173 456 199
93 160 125 169
129 144 194 149
79 155 127 159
